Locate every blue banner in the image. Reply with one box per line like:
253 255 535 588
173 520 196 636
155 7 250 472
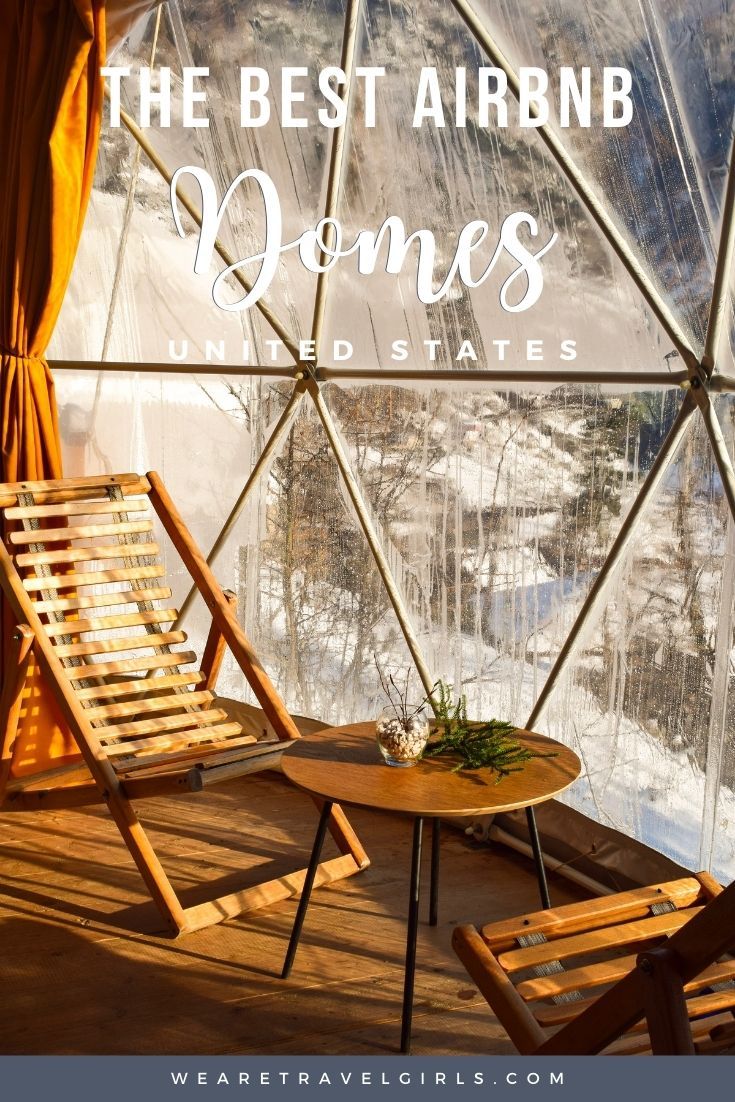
0 1055 730 1101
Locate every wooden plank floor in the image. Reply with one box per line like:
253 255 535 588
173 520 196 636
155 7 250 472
0 771 585 1055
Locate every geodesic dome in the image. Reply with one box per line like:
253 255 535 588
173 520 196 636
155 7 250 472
47 0 735 882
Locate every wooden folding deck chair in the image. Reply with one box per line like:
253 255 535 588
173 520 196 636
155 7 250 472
454 872 735 1054
0 471 368 935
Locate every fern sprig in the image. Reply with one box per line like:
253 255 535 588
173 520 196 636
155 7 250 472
422 681 554 781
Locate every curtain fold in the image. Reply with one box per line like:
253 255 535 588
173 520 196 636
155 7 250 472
0 0 105 776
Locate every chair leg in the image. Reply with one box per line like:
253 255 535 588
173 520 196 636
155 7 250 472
639 946 695 1054
324 799 370 869
104 785 190 934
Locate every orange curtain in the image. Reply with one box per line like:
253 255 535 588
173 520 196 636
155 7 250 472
0 0 105 775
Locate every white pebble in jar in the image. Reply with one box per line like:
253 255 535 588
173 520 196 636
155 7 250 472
376 710 430 767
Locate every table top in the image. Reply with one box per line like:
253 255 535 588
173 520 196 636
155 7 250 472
281 722 581 818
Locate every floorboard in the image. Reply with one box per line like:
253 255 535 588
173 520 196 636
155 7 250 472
0 771 585 1055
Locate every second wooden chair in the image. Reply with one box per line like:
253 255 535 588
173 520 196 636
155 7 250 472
454 872 735 1054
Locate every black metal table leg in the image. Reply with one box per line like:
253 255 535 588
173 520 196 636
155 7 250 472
429 817 440 926
281 799 334 978
526 805 551 909
400 816 423 1054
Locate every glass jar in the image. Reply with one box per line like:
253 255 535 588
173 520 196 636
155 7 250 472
375 709 430 767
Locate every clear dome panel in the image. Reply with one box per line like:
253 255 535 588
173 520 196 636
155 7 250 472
52 3 320 367
714 671 735 879
47 129 139 363
320 0 687 377
712 276 735 378
708 395 735 880
654 0 735 220
710 245 735 377
107 0 343 348
232 399 420 722
324 381 683 721
541 408 735 877
54 367 296 678
471 0 723 352
49 133 295 368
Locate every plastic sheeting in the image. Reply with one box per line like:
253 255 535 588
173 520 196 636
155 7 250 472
323 383 676 717
53 368 294 685
473 0 733 351
49 0 731 377
322 0 687 375
542 407 735 880
46 0 735 880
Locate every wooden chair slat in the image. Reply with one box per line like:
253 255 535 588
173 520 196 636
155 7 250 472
86 689 214 722
695 1020 735 1055
602 1013 735 1057
6 497 149 519
481 878 703 949
681 959 735 993
534 995 597 1026
32 587 173 614
0 473 148 507
498 908 700 971
105 719 242 758
99 707 230 741
54 629 187 659
516 946 735 1003
535 985 735 1029
23 564 165 590
113 730 258 774
17 541 159 567
9 520 153 544
76 672 205 701
45 608 177 637
64 650 197 680
516 953 639 1001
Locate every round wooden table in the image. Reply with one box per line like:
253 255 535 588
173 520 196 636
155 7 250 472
280 722 581 1052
